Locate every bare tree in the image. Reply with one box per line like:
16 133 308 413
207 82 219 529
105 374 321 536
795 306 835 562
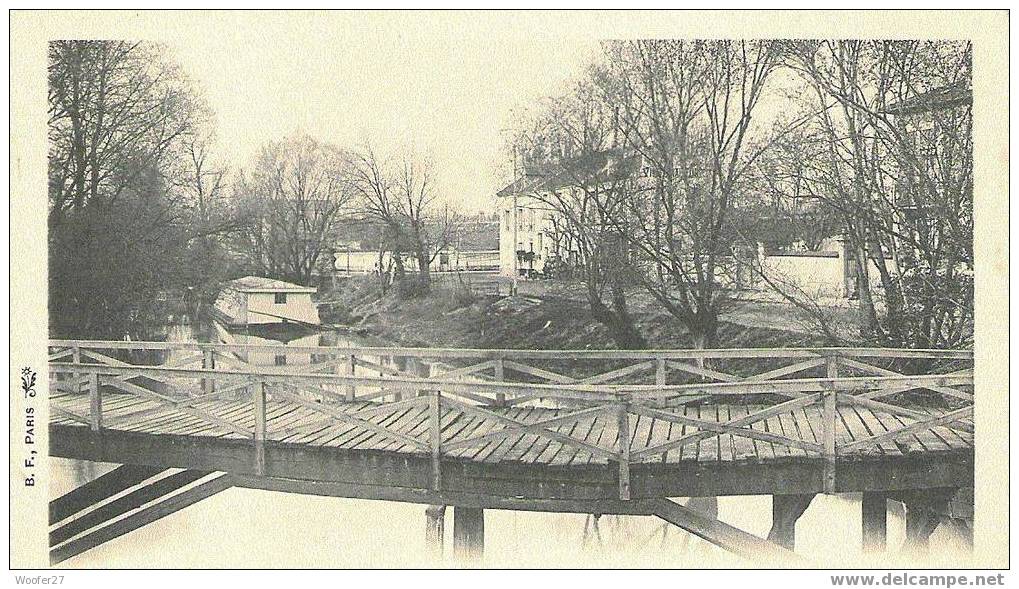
599 40 782 348
233 135 353 285
48 41 199 227
47 40 213 339
511 78 647 349
348 145 458 295
778 40 973 348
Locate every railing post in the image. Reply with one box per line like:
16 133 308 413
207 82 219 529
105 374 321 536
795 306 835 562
343 354 356 401
655 357 667 386
430 390 442 491
822 355 839 494
202 349 215 395
72 344 81 394
397 356 411 403
494 357 505 406
617 397 631 501
253 378 266 476
89 372 102 432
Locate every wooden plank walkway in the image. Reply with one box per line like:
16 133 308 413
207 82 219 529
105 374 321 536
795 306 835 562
49 389 973 467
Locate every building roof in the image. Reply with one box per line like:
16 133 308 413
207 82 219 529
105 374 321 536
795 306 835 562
452 221 500 250
883 82 972 116
225 276 317 294
496 151 638 198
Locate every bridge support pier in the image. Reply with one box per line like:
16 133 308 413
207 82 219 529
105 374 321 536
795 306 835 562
425 505 446 558
861 492 888 553
767 493 815 551
452 506 485 562
903 502 941 555
896 489 954 555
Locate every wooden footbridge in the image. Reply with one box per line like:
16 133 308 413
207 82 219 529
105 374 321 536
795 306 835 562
47 340 974 565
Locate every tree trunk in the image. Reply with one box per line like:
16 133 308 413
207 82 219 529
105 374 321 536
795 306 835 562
415 248 431 293
589 293 646 350
854 245 878 340
690 309 719 350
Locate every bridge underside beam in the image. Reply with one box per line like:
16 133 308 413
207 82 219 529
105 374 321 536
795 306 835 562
51 426 974 502
650 498 809 565
49 464 165 525
49 471 233 565
50 469 216 548
232 475 659 515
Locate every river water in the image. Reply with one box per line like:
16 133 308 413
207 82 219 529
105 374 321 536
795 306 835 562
50 322 970 568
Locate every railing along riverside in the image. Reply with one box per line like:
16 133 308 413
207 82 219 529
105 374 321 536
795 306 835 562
48 341 974 499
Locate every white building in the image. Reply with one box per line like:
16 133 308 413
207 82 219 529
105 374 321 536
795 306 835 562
496 153 893 300
213 276 320 327
332 220 501 276
495 171 576 278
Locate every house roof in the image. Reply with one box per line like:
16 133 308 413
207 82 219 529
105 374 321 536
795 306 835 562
452 221 499 250
496 151 639 198
225 276 317 294
884 82 972 116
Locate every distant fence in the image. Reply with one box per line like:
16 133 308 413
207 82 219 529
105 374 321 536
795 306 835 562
334 250 500 275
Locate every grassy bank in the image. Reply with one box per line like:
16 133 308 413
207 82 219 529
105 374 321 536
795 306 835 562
322 275 825 351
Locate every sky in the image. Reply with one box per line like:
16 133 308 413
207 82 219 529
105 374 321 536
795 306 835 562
160 14 602 214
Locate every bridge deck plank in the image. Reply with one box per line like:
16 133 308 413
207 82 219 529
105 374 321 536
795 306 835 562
286 402 373 446
838 404 882 457
729 405 757 461
333 404 414 450
312 402 391 447
537 415 581 464
48 389 973 469
375 403 431 453
554 411 600 466
348 404 425 450
471 407 524 463
478 407 531 464
444 408 497 459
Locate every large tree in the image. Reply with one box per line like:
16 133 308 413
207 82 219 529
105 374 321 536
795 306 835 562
233 135 353 285
347 145 458 295
511 78 647 349
47 40 214 339
778 40 973 348
599 40 782 348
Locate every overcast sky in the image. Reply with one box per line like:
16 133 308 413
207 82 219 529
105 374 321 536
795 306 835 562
161 15 601 213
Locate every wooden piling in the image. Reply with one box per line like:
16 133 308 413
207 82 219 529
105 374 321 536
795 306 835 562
425 504 446 557
767 493 815 551
452 506 484 561
861 492 888 553
88 372 102 432
904 502 940 555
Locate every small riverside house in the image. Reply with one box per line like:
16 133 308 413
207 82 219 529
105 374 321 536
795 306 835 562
213 276 321 327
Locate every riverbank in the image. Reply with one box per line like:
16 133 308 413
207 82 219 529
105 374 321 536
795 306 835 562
321 275 826 351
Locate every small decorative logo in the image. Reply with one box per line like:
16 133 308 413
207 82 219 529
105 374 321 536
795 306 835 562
21 367 37 398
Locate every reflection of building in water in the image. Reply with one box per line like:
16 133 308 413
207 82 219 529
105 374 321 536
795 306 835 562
227 332 323 367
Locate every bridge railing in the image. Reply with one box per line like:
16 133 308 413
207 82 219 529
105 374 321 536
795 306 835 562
47 341 973 499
